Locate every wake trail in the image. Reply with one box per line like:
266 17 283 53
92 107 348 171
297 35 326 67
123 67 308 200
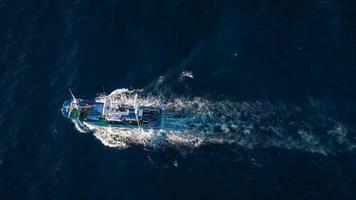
74 89 356 155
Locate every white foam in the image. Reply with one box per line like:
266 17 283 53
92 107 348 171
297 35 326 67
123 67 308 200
179 71 194 81
73 120 90 133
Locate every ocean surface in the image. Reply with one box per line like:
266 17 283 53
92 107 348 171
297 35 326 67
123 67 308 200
1 0 356 199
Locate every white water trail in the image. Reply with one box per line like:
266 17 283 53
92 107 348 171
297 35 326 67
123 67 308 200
73 89 356 154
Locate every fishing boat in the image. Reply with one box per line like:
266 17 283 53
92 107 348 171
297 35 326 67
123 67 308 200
61 90 162 129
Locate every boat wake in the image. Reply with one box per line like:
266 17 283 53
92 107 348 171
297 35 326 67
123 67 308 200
72 88 356 155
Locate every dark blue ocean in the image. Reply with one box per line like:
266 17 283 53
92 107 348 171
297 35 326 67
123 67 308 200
1 0 356 199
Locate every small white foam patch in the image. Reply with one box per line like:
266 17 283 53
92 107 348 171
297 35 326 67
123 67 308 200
179 71 194 81
73 120 90 133
71 88 356 155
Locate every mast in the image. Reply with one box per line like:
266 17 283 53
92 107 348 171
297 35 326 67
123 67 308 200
134 94 141 128
69 89 77 103
69 88 79 112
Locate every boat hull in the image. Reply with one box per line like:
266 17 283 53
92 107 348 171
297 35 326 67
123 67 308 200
62 97 162 129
